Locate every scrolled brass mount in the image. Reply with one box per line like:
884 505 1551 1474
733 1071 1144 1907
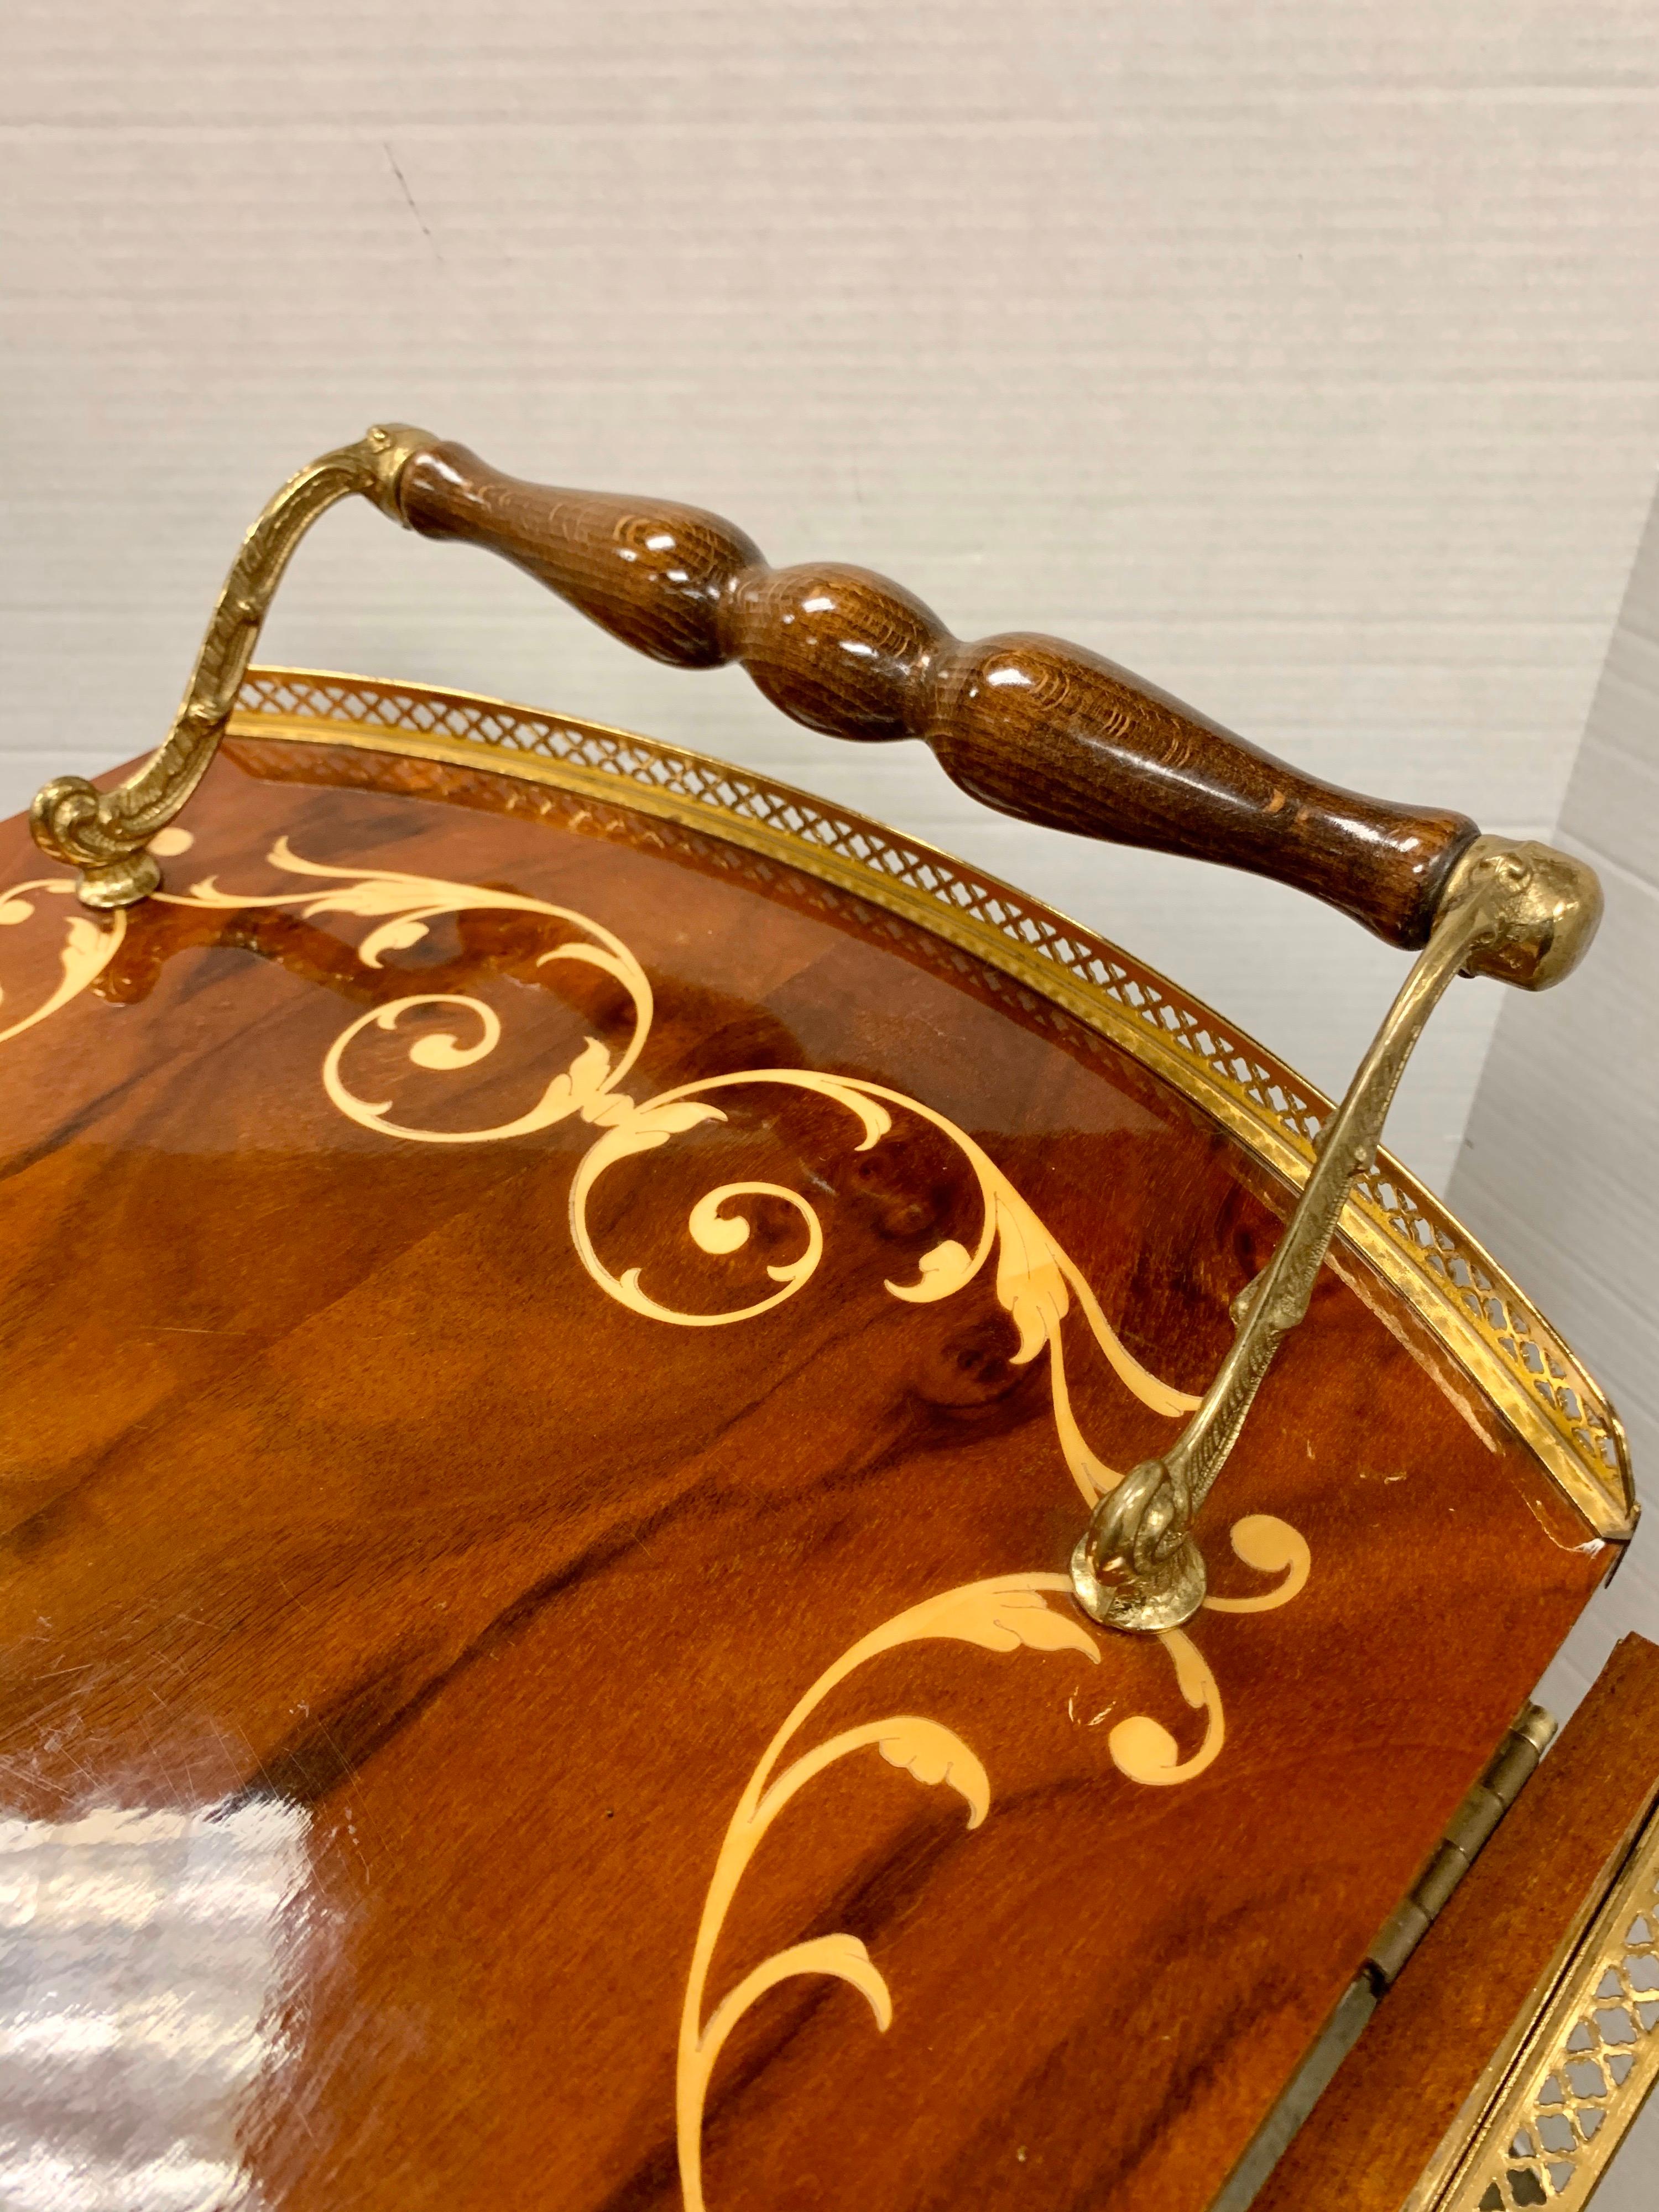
1071 833 1603 1632
29 423 431 910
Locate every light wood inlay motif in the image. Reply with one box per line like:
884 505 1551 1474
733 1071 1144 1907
152 838 1201 1504
0 742 1619 2211
0 877 124 1043
0 820 1316 2206
679 1537 1307 2212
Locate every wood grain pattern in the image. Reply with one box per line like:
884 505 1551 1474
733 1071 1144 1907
1257 1632 1659 2212
399 442 1481 948
0 738 1611 2211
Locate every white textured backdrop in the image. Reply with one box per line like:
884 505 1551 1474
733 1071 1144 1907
1451 473 1659 2212
1458 486 1659 1722
3 3 1658 2204
4 2 1658 1186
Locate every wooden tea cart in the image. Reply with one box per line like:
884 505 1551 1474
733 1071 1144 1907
3 428 1653 2210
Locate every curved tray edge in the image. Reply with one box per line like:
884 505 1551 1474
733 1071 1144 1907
225 666 1636 1544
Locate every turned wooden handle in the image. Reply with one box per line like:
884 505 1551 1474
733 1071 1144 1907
398 441 1479 948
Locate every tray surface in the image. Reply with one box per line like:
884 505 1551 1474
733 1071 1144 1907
0 678 1624 2211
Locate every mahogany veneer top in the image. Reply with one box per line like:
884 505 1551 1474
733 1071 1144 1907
0 734 1610 2212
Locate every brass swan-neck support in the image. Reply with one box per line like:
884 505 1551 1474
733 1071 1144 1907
1071 833 1603 1631
29 424 432 909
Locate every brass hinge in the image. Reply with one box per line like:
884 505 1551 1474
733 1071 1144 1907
1212 1704 1558 2212
1369 1705 1559 1988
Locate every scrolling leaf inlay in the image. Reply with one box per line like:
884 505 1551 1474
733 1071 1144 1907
0 878 126 1045
153 838 1202 1501
2 839 1313 2206
679 1529 1308 2212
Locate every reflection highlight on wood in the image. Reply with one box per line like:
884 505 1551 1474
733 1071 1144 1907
0 736 1618 2211
0 823 1320 2200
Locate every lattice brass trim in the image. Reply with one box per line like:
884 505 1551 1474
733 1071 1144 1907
226 667 1634 1543
1431 1807 1659 2208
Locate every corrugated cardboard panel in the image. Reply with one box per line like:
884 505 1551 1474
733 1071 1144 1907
3 3 1657 1184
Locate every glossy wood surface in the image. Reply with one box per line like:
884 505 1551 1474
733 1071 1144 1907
0 737 1608 2211
400 441 1480 948
1261 1631 1659 2212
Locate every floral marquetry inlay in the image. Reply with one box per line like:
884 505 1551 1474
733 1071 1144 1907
677 1532 1307 2212
0 877 125 1045
2 831 1312 2210
147 837 1203 1507
221 673 1632 1542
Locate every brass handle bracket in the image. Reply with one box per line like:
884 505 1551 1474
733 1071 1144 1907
29 423 431 909
27 430 1606 1636
1071 833 1604 1632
